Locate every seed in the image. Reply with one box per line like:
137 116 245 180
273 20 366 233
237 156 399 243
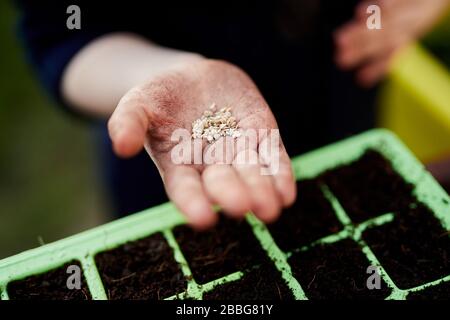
191 103 241 143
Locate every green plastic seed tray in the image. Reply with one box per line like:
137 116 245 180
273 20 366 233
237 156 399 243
1 129 449 300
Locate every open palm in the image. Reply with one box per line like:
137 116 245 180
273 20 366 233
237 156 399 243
108 59 296 228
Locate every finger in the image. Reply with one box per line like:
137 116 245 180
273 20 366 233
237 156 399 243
355 0 394 21
202 164 252 218
356 55 391 88
273 159 297 207
108 91 150 158
233 150 281 223
335 22 389 69
259 137 296 207
262 147 297 207
164 165 217 229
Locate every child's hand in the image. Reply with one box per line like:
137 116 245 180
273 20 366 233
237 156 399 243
334 0 450 87
108 58 296 229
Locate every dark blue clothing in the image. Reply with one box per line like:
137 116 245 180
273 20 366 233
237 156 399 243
15 0 376 216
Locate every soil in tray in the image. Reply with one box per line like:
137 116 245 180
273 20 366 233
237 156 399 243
203 260 294 300
7 260 90 300
363 202 450 289
268 179 342 252
173 215 266 284
95 233 186 300
289 239 391 300
407 280 450 300
320 150 415 223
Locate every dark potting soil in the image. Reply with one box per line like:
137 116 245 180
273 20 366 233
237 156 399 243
268 179 342 252
407 280 450 300
173 215 266 284
7 260 90 300
289 239 391 300
362 202 450 289
320 150 415 223
95 233 186 300
203 261 294 300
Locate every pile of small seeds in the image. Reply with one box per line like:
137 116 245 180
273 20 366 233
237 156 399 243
191 103 241 143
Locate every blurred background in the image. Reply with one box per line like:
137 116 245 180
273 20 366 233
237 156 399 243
0 1 109 259
0 1 449 259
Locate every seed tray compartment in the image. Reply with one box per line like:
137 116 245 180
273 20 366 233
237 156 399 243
0 129 449 300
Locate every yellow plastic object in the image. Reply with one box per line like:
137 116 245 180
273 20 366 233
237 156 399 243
378 43 450 163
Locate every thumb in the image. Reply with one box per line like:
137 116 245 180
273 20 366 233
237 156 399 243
108 93 150 158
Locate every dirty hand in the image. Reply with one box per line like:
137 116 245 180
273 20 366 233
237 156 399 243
107 58 296 229
334 0 450 87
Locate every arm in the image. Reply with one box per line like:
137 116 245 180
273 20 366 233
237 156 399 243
61 33 203 118
61 32 296 229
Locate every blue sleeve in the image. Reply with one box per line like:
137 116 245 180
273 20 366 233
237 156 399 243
14 0 110 119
